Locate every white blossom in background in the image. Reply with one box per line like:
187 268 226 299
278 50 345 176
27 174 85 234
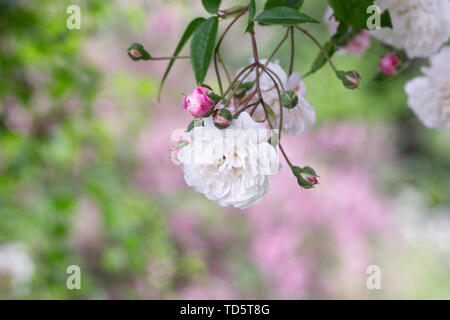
405 47 450 131
239 59 316 136
371 0 450 58
0 243 34 296
178 112 279 209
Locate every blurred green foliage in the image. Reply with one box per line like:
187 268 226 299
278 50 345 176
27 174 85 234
0 0 177 299
0 0 448 299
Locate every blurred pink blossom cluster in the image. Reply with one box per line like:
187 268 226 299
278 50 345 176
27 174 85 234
247 124 393 298
149 122 394 299
136 109 190 193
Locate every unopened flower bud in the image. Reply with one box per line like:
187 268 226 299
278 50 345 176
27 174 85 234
182 87 215 118
336 70 360 89
213 108 232 129
292 166 320 189
379 53 401 76
281 91 299 109
127 43 151 61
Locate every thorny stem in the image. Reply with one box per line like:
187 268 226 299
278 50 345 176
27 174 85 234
222 63 257 101
259 63 286 92
289 27 295 76
295 26 338 73
214 7 249 94
249 28 296 169
225 66 256 109
217 51 231 85
259 67 284 140
217 7 248 18
267 28 290 64
234 99 261 119
279 144 294 168
151 55 190 60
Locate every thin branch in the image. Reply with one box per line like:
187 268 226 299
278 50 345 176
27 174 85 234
289 27 295 76
222 63 257 100
267 28 290 64
214 7 249 94
150 55 190 60
225 66 255 109
260 67 284 140
217 51 231 85
279 144 293 168
295 26 338 73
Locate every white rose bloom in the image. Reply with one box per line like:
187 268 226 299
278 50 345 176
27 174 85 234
238 60 316 136
405 47 450 131
0 243 34 296
371 0 450 58
178 112 279 209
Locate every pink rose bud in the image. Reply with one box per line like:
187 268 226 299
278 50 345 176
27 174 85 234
336 70 361 90
304 174 319 186
379 53 401 76
213 108 232 129
182 87 215 118
127 43 151 61
292 166 320 189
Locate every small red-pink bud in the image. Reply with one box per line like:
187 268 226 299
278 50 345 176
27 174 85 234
379 53 401 76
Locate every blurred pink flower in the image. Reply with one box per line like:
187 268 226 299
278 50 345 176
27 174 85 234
247 123 392 298
380 53 401 76
179 278 238 300
345 30 371 56
136 109 190 193
149 8 179 35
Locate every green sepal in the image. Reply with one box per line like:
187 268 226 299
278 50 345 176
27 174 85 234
187 120 204 132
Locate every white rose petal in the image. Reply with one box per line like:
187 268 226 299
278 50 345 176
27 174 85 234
405 47 450 131
178 112 280 209
371 0 450 58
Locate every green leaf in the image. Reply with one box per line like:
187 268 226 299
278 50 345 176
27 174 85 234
380 10 392 28
263 103 276 119
304 23 357 77
264 0 304 10
235 81 255 98
187 120 204 132
158 17 206 100
190 17 219 83
328 0 392 30
255 7 319 26
201 0 222 14
305 42 336 77
249 0 256 19
245 20 255 34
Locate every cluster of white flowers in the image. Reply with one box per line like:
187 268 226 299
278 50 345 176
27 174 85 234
178 112 280 209
240 59 316 136
371 0 450 58
176 59 318 209
0 243 34 296
405 47 450 131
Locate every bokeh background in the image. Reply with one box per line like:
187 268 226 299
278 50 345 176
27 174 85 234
1 0 449 299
